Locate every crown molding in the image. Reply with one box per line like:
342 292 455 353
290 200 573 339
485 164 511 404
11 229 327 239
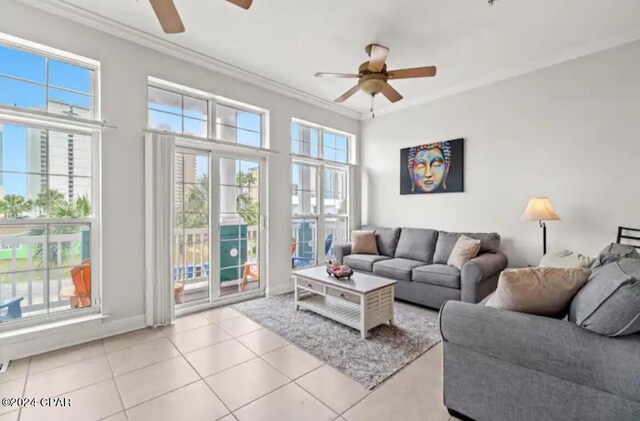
12 0 362 120
362 29 640 120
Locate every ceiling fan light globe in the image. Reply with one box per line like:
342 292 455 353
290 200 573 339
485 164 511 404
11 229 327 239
358 74 388 96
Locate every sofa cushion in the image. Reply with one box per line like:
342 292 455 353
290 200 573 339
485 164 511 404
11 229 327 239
394 228 438 263
375 227 402 257
373 258 426 282
570 258 640 337
343 254 391 272
412 264 461 289
592 243 640 270
433 231 501 264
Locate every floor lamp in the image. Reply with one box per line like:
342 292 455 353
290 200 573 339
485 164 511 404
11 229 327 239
522 197 560 255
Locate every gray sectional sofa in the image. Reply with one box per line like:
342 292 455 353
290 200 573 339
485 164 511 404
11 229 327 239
440 244 640 421
333 227 508 309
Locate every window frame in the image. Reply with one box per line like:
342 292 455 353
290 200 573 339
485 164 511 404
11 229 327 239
0 34 100 120
291 119 354 165
0 34 101 332
147 78 268 149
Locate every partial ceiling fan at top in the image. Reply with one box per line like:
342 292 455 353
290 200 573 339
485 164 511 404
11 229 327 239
315 44 437 116
149 0 253 34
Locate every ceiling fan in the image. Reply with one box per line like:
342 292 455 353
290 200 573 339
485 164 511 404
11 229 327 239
315 44 437 110
149 0 253 34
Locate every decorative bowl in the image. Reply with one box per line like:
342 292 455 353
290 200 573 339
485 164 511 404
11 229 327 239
326 266 354 280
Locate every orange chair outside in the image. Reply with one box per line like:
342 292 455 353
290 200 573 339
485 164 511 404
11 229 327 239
63 259 91 308
241 261 259 291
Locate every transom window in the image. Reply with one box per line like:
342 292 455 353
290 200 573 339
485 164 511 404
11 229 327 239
147 79 266 149
216 104 262 148
0 43 96 119
148 85 208 138
291 121 351 164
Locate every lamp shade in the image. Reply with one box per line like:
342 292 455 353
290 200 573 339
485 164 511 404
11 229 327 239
521 197 560 221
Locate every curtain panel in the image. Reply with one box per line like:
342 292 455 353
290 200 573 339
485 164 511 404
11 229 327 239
144 132 175 326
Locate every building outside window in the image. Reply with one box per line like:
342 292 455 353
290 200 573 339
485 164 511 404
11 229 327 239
0 38 100 328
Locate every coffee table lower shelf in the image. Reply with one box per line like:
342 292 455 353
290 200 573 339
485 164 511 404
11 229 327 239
297 294 361 330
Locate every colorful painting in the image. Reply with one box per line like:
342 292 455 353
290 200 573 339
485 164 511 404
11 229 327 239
400 138 464 194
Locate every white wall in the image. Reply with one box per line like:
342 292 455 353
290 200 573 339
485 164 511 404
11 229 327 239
0 1 359 357
362 40 640 267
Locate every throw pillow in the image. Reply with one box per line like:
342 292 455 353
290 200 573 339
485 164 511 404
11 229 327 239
592 243 640 270
539 246 596 269
569 258 640 337
447 235 481 270
485 267 591 317
351 230 379 255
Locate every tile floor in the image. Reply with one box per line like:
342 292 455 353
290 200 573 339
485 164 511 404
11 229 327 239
0 305 459 421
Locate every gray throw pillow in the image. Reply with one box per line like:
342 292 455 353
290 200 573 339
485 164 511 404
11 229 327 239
570 258 640 337
592 243 640 270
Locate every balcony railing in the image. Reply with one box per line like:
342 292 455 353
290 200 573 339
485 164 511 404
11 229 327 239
0 232 84 316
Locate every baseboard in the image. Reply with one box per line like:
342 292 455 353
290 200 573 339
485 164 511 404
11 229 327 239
267 280 294 296
1 314 146 361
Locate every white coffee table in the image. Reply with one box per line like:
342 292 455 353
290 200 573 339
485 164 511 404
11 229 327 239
293 266 397 339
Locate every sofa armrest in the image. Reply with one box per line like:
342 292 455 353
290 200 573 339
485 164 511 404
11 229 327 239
439 301 640 403
332 243 352 263
460 251 507 302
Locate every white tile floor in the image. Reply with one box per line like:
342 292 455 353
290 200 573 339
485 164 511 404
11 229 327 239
0 305 459 421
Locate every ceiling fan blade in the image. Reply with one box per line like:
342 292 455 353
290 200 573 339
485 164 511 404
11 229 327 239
381 83 403 103
335 85 360 103
387 66 437 80
149 0 185 34
227 0 253 9
315 72 359 78
368 44 389 72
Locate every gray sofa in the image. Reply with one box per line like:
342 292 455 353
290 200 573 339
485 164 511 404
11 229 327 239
333 227 508 309
440 245 640 421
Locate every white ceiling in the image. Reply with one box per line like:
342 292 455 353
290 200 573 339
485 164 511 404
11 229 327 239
28 0 640 116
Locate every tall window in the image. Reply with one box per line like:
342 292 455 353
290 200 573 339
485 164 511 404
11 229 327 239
0 43 96 118
148 79 265 149
291 120 353 268
0 39 98 326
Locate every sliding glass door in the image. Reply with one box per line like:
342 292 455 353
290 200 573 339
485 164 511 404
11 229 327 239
173 147 265 310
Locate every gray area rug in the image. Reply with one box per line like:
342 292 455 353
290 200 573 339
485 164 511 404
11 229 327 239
233 293 441 389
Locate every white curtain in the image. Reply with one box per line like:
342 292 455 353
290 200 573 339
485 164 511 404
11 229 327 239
144 133 175 326
349 165 363 230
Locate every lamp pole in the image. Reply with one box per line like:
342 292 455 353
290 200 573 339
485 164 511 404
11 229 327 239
540 220 547 255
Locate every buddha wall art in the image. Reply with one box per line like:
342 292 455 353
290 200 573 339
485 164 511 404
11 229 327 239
400 138 464 195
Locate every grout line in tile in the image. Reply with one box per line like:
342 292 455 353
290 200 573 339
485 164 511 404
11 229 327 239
102 341 130 421
168 338 235 419
16 357 31 421
105 337 182 377
102 328 165 353
26 344 106 377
